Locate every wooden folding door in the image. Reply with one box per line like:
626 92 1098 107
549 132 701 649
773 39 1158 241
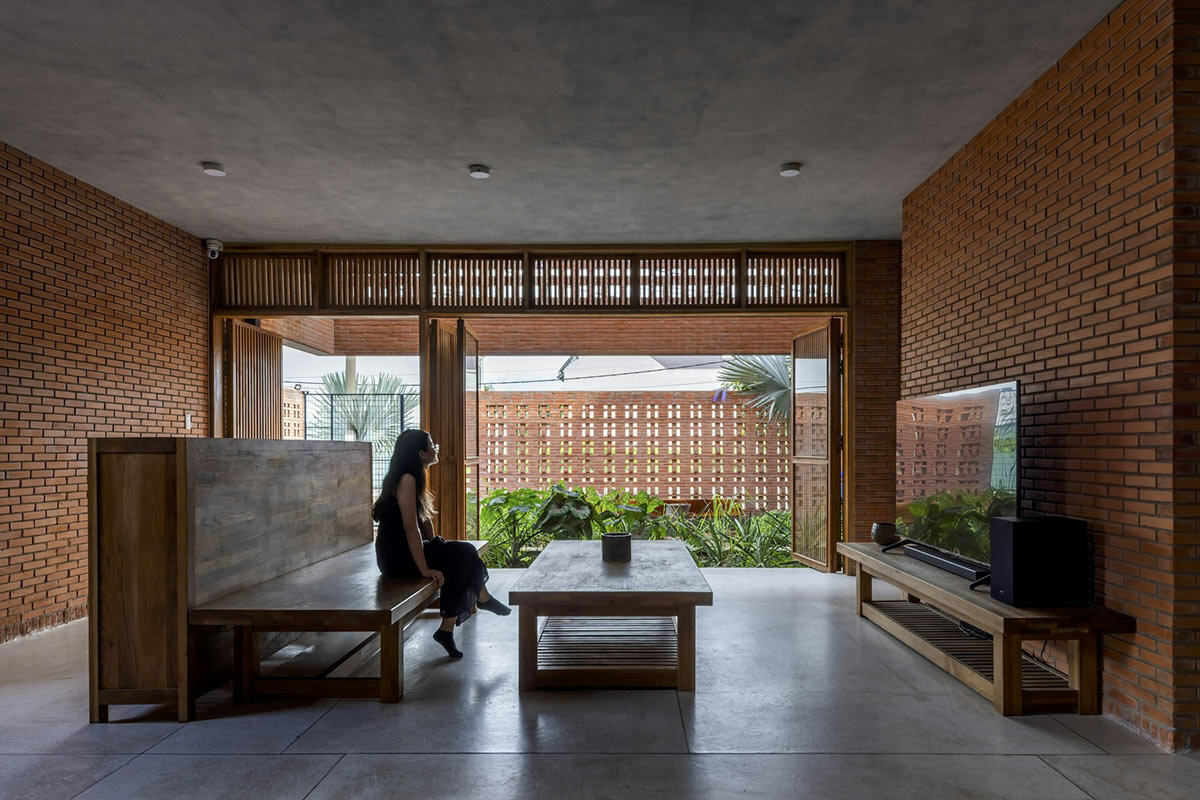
790 318 842 571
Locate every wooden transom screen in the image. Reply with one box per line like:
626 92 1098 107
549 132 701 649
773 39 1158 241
212 248 847 315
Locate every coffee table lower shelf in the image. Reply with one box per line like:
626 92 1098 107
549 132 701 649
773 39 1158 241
534 616 679 689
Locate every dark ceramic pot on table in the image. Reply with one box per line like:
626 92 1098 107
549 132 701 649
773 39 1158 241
602 532 632 562
871 522 900 546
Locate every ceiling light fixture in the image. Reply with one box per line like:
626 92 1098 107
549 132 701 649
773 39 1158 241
468 164 490 179
779 162 803 178
201 161 226 177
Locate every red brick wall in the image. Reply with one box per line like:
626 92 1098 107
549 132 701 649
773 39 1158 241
0 141 209 643
851 241 901 543
327 315 819 357
480 390 791 510
261 317 335 354
902 0 1191 749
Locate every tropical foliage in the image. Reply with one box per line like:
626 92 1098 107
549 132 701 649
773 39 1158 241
309 371 418 450
477 485 803 569
718 355 791 424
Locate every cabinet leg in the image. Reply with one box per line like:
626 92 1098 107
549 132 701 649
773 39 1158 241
379 622 401 703
993 634 1023 716
1069 634 1099 715
855 566 872 617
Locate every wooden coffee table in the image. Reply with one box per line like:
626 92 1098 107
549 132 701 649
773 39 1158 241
508 539 713 691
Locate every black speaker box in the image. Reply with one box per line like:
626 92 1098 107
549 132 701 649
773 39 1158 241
989 516 1089 607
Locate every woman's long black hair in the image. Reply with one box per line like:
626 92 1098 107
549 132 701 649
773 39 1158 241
373 429 434 522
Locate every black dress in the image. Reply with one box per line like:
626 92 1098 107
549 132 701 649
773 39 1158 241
375 494 489 625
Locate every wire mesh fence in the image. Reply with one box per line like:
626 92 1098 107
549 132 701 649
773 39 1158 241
302 392 421 499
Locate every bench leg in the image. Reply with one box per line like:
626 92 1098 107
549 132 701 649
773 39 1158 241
379 622 402 703
855 566 872 617
233 626 258 703
1068 633 1099 715
519 606 537 691
993 634 1023 716
677 606 696 692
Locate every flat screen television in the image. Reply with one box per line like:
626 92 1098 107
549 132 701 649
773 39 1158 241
895 381 1019 568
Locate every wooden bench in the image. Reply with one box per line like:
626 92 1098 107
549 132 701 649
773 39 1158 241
838 541 1135 716
189 540 487 707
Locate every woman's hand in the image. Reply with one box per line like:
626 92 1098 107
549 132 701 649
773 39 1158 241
422 568 445 588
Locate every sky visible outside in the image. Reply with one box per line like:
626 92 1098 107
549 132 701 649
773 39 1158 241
282 349 732 393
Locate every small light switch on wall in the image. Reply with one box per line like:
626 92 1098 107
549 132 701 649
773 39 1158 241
185 412 193 431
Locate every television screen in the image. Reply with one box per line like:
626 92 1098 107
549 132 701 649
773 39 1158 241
895 381 1019 566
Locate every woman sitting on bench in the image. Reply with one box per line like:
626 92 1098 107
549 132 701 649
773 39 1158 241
373 429 510 658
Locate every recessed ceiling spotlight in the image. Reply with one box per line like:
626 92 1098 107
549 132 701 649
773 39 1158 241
468 164 490 179
201 161 226 177
779 162 803 178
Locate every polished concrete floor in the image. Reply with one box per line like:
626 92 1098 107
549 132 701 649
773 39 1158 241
1 569 1196 799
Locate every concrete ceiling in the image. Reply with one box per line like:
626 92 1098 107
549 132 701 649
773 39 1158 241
0 0 1119 244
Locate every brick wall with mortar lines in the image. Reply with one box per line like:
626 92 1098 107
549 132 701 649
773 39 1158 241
851 241 901 544
902 0 1190 749
0 141 209 643
328 315 814 357
261 317 335 354
480 391 799 511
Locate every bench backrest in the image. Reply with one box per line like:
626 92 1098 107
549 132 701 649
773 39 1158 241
187 438 373 605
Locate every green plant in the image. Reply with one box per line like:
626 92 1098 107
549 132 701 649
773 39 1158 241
896 487 1016 564
718 355 791 424
586 488 669 538
534 485 600 540
659 505 800 568
480 487 546 568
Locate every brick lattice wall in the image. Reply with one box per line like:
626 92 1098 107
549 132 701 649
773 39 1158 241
0 141 209 643
902 0 1193 749
480 390 792 510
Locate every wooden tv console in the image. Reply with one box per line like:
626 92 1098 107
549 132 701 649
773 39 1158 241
838 542 1135 716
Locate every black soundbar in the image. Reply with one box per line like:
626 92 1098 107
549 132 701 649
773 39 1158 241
902 543 990 581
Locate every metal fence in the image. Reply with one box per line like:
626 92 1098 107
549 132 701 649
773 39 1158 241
302 392 421 499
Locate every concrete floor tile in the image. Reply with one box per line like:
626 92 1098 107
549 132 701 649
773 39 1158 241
1048 715 1168 755
0 721 182 755
680 689 1103 754
73 754 340 800
306 753 1091 800
146 696 336 754
287 689 687 754
1041 754 1200 800
0 754 132 800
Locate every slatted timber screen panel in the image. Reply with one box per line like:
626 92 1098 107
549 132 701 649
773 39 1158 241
532 255 633 307
428 254 525 309
746 252 843 306
219 254 314 309
325 254 420 308
638 254 739 307
225 320 282 438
